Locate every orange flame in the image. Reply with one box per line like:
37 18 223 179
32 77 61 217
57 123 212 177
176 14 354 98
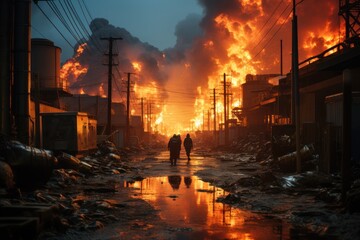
60 43 88 91
132 61 142 72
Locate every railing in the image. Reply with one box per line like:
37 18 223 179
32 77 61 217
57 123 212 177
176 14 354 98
299 35 360 68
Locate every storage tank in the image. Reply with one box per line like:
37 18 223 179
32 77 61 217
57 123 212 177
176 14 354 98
31 38 62 90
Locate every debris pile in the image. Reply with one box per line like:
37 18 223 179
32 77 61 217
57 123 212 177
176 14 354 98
0 136 143 239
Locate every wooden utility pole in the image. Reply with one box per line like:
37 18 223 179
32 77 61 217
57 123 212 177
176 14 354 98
141 97 144 130
149 102 154 134
292 0 301 172
101 37 122 135
208 109 210 131
280 39 283 76
212 88 217 142
125 72 135 146
222 73 231 145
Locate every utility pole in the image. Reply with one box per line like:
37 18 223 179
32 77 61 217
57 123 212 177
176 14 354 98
202 110 205 132
101 37 122 135
146 101 149 132
140 97 144 130
149 102 154 134
292 0 301 173
222 73 231 145
125 72 134 146
212 88 217 143
280 39 283 76
208 109 210 131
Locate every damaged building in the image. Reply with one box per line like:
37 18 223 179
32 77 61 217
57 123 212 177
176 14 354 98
235 42 360 176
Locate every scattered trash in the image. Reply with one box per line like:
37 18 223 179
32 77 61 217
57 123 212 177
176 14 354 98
57 152 81 169
278 144 315 172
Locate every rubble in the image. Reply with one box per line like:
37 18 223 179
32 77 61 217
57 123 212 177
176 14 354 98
208 133 360 239
0 138 146 239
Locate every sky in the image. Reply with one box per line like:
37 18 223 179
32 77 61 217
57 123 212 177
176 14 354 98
31 0 203 62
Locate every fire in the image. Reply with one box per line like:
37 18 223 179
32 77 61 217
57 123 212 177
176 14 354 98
133 81 160 99
302 20 342 59
132 61 142 72
60 43 88 91
75 43 87 57
60 61 88 80
155 112 163 125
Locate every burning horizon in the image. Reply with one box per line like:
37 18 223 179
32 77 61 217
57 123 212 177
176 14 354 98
60 0 341 136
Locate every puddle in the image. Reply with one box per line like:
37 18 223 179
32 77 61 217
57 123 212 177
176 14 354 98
126 176 290 239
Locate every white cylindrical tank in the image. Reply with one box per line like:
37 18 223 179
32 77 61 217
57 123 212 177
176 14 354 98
31 38 62 90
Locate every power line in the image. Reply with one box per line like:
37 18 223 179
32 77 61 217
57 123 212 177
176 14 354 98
58 0 84 43
251 7 292 61
81 0 94 21
46 1 82 44
65 0 92 41
252 0 284 44
76 0 103 51
250 2 291 55
31 25 46 38
34 3 74 49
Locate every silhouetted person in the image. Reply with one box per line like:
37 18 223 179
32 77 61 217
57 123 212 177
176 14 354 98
184 176 192 188
176 134 182 160
183 133 193 162
168 134 178 165
168 175 181 190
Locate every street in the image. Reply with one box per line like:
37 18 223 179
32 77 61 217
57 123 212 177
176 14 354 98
30 144 359 240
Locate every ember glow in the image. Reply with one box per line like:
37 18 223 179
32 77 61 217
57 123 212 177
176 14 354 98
61 0 340 135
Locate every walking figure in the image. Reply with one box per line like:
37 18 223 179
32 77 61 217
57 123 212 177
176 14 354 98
183 133 193 162
168 134 179 166
176 134 182 159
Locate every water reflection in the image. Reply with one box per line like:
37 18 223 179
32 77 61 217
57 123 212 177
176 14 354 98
184 176 192 188
168 175 181 190
124 176 288 239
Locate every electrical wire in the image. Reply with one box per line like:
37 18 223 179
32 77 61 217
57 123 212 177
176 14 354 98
250 2 291 54
251 7 293 61
76 0 103 51
31 25 47 38
252 0 284 44
47 2 84 49
34 3 74 49
57 0 84 43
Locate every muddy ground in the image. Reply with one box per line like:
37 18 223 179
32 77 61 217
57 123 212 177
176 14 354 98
2 141 360 240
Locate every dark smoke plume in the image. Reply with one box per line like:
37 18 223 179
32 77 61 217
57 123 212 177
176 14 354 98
68 18 167 100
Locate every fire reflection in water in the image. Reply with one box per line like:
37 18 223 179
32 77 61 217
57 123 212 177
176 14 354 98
125 176 287 239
